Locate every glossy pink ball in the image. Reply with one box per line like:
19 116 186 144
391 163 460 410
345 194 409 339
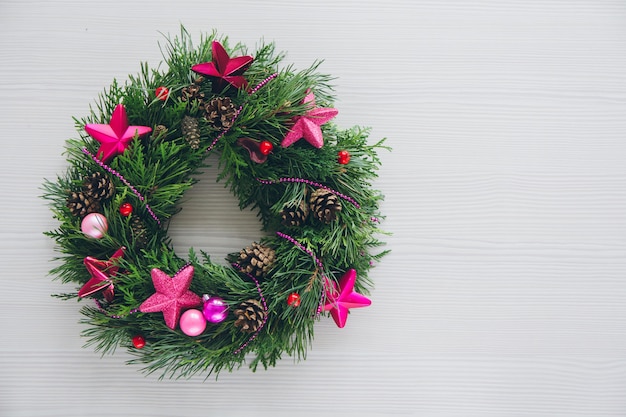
81 213 108 239
202 296 229 323
179 309 206 337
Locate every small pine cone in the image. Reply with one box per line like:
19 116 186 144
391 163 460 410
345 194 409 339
204 97 236 130
309 188 342 223
280 200 309 227
238 242 276 279
180 84 205 104
181 115 201 149
82 172 115 201
233 299 266 333
67 191 101 217
151 124 168 140
130 215 149 249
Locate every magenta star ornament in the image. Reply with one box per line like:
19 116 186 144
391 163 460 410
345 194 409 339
280 90 338 149
191 40 254 92
139 265 202 329
321 269 371 328
84 104 152 163
78 247 125 302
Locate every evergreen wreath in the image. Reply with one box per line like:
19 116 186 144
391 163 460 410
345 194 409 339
43 28 388 379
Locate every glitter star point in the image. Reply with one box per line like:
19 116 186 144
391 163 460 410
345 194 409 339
321 269 371 328
84 104 152 163
139 265 202 329
281 91 338 149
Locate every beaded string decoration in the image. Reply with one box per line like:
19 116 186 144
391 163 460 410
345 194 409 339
43 28 388 379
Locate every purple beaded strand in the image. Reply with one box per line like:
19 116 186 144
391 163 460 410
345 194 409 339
257 177 360 209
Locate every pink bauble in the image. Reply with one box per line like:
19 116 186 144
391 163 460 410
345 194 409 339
202 296 229 323
81 213 108 239
179 309 206 337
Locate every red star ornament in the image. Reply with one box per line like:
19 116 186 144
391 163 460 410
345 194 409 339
191 40 254 92
321 269 371 328
78 247 125 303
139 265 202 329
280 90 338 149
84 104 152 163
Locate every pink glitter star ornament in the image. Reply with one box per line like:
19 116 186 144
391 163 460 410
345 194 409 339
78 247 125 302
321 269 371 328
191 40 254 92
281 90 338 149
139 265 202 329
85 104 152 163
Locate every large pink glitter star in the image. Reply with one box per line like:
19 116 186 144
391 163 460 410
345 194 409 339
280 90 338 149
85 104 152 163
321 269 371 328
191 40 254 92
139 265 202 329
78 247 125 302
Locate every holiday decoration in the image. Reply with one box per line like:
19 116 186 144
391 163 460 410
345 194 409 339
280 90 338 149
202 295 229 323
155 86 169 101
139 265 202 329
43 29 387 378
81 212 108 238
85 104 152 163
321 269 371 328
287 292 301 307
192 40 253 92
234 299 266 333
78 247 125 302
338 150 351 165
132 335 146 349
119 202 133 217
179 309 207 336
259 140 273 156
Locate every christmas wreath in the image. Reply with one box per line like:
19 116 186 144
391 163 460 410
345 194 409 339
43 28 387 378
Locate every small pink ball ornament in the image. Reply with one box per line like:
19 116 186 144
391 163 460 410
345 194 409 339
179 309 207 336
81 213 108 238
202 295 229 324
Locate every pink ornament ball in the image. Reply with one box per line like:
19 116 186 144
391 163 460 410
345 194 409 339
81 213 108 239
202 296 229 324
179 309 206 337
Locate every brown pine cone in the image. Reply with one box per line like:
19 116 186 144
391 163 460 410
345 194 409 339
67 191 101 217
151 124 168 140
82 172 115 201
233 299 266 333
309 188 342 223
181 115 201 149
130 215 149 249
238 242 276 279
280 199 309 227
204 97 236 130
180 84 205 103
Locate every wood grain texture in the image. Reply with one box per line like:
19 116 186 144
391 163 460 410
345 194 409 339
1 0 626 415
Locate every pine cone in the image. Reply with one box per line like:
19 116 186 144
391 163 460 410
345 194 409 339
67 191 101 217
238 242 276 279
151 124 168 140
280 199 309 227
204 97 236 130
309 188 342 223
130 215 149 249
233 299 266 333
82 172 114 201
181 115 201 149
180 84 205 104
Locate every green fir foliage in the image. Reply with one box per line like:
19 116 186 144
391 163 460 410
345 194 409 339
43 27 388 379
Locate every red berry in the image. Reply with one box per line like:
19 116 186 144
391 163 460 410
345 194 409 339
287 292 301 307
155 86 169 101
119 202 133 217
338 150 350 165
259 140 274 156
132 335 145 349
